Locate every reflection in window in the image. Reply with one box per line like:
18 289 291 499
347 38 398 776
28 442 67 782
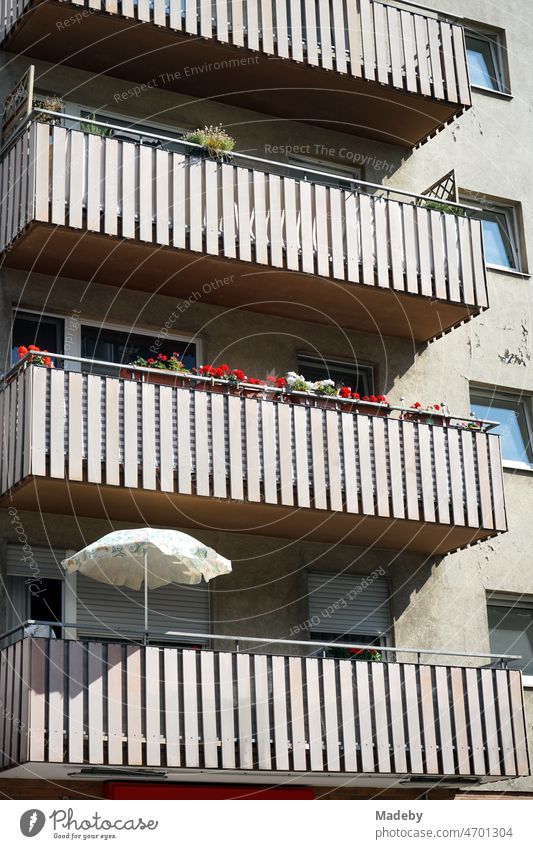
488 599 533 675
465 32 505 92
470 388 533 465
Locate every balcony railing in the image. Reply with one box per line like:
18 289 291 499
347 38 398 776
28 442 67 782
0 630 528 780
0 118 488 342
0 0 472 146
0 358 507 555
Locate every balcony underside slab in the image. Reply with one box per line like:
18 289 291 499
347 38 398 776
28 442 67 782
6 3 462 146
2 476 499 556
4 223 479 341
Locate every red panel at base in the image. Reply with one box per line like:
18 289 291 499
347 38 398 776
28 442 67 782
103 782 315 800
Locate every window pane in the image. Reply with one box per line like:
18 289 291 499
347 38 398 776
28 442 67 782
470 394 532 463
297 355 374 396
466 36 501 90
481 212 517 269
11 311 64 364
81 326 197 371
488 604 533 674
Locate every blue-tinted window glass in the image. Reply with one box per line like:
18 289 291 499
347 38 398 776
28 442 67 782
466 35 501 90
471 393 532 463
481 212 517 269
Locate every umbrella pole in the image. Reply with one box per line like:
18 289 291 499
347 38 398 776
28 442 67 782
144 548 148 644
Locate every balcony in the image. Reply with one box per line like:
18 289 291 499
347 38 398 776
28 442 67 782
0 632 529 783
0 0 471 147
0 119 489 342
0 360 508 555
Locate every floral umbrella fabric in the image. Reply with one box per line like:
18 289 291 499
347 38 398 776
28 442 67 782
62 528 232 591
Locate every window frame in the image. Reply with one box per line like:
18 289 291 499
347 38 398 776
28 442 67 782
464 27 509 96
486 593 533 676
297 353 375 397
470 385 533 471
459 195 524 273
11 308 203 369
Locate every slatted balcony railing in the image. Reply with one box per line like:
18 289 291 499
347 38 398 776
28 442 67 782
0 0 471 146
0 120 488 342
0 362 507 555
0 635 529 780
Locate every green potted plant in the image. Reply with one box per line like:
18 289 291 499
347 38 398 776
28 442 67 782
313 379 338 410
122 354 190 387
284 372 312 405
183 125 235 160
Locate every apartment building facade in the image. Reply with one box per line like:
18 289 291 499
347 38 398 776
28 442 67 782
0 0 531 800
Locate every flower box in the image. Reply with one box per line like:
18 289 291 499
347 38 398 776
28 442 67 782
119 367 189 388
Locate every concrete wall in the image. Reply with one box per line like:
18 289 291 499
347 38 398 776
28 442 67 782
1 0 532 792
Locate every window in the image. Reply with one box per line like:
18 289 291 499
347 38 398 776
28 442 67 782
297 354 374 397
470 387 533 467
460 197 522 271
11 310 64 364
81 325 197 371
307 572 390 646
487 596 533 675
287 154 362 189
465 30 507 93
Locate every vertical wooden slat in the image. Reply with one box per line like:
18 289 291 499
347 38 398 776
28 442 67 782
458 215 475 304
414 15 431 96
228 394 244 500
105 376 120 486
445 214 461 302
30 365 47 477
163 649 180 767
360 0 376 80
283 178 299 270
299 180 314 274
211 392 227 499
50 126 66 225
315 184 330 276
388 419 405 519
107 644 123 765
200 651 219 768
310 408 327 510
326 411 343 512
172 152 186 248
182 649 199 767
67 372 83 482
177 388 192 494
221 162 236 259
388 663 407 773
67 641 84 764
268 173 283 267
237 167 252 262
278 402 294 506
452 24 471 105
304 0 319 66
433 425 450 525
194 390 210 496
305 657 323 771
357 415 374 516
387 6 403 89
509 671 529 776
204 157 219 255
494 669 516 776
34 121 50 221
371 663 390 772
87 375 102 483
430 210 447 300
465 668 486 775
488 434 507 531
318 0 333 69
231 0 244 46
418 424 435 523
329 187 345 280
419 665 438 773
141 382 157 490
440 22 458 103
88 642 104 764
155 148 169 246
258 399 275 504
481 669 501 776
434 666 454 775
404 665 424 773
339 660 358 771
332 0 347 74
403 204 419 294
461 430 478 527
145 646 161 766
237 653 253 768
244 397 260 502
355 661 374 772
341 413 358 514
345 191 360 283
293 405 310 508
322 658 340 771
10 641 22 763
289 0 303 62
29 639 46 762
47 640 64 763
103 137 118 236
86 134 102 232
260 0 273 53
188 156 203 253
372 417 389 517
121 141 136 239
417 206 432 296
402 420 419 521
450 667 471 775
447 427 465 526
126 645 143 765
219 652 236 769
272 656 289 770
254 654 271 770
359 193 374 285
289 657 306 770
375 199 389 288
400 11 417 92
475 432 494 530
373 0 389 85
253 170 268 264
428 17 444 100
471 218 489 308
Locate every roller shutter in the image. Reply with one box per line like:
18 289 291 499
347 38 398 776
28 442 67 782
308 571 390 636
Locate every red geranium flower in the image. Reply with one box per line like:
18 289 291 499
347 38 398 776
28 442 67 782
147 358 155 365
18 346 29 359
434 404 440 411
218 364 230 373
352 392 361 400
411 401 422 409
376 395 388 404
27 344 40 352
348 648 363 655
247 377 262 385
157 353 167 361
275 377 286 388
231 369 246 381
339 386 352 398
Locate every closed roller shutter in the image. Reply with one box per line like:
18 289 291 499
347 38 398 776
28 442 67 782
76 576 209 639
308 571 390 636
7 544 65 579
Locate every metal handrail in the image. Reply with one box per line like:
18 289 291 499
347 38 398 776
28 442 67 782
2 109 477 214
1 351 499 430
0 619 521 667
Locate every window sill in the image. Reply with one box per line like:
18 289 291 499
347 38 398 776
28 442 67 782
486 264 530 279
502 460 533 474
471 84 513 100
